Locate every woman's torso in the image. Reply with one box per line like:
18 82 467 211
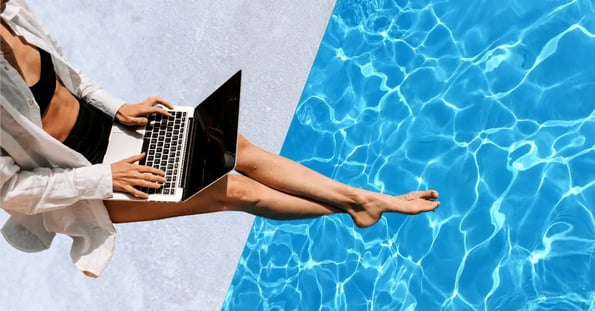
0 20 79 142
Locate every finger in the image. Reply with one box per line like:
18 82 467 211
145 96 174 110
149 106 173 118
141 171 167 183
122 153 146 163
152 96 174 110
123 185 149 199
135 178 163 189
137 165 166 177
129 116 149 125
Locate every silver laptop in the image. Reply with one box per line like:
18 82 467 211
102 70 242 202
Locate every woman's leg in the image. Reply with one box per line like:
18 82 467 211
105 174 344 223
105 135 439 227
235 135 439 227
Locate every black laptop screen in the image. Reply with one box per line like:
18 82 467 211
182 71 241 200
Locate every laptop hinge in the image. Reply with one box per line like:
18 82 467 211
181 117 196 200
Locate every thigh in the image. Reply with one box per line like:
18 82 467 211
105 175 231 223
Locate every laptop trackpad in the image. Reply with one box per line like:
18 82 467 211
102 124 144 164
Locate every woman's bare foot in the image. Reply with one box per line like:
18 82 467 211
397 190 439 202
348 190 440 228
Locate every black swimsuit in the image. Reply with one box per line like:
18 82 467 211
29 47 112 164
61 97 112 164
29 47 55 114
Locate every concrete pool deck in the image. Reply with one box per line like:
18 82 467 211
0 1 335 310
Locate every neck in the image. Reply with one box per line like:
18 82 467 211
0 21 28 80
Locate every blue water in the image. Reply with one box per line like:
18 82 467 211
224 0 595 310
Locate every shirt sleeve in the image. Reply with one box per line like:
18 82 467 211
45 33 126 118
74 72 126 118
0 156 113 215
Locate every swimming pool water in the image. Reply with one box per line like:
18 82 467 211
224 0 595 310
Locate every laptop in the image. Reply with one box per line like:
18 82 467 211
102 70 242 202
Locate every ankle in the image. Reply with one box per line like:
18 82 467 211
342 189 385 228
339 187 362 209
341 188 380 217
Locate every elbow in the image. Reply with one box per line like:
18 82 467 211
0 184 46 216
1 198 41 216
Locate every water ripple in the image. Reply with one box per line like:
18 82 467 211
225 0 595 310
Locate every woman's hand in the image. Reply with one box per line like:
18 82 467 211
115 96 174 126
111 153 166 199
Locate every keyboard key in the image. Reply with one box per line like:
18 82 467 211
138 109 190 197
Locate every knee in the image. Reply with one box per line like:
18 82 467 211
236 135 262 173
237 134 257 158
222 174 260 207
237 134 253 150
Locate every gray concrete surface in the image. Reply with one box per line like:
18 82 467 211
0 1 335 310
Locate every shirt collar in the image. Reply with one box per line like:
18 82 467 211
1 2 20 23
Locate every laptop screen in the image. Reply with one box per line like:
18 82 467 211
182 70 241 200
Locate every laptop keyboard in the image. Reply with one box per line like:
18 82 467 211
137 111 188 195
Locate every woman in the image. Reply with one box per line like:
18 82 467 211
0 0 439 277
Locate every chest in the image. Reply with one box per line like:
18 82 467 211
0 22 41 87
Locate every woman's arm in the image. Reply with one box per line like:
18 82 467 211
0 155 113 215
8 1 174 122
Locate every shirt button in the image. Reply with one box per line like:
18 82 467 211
27 99 35 106
3 66 9 71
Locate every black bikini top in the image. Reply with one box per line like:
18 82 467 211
29 47 56 114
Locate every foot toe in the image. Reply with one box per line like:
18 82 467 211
405 190 439 200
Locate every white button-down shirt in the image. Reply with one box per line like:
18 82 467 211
1 0 125 277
